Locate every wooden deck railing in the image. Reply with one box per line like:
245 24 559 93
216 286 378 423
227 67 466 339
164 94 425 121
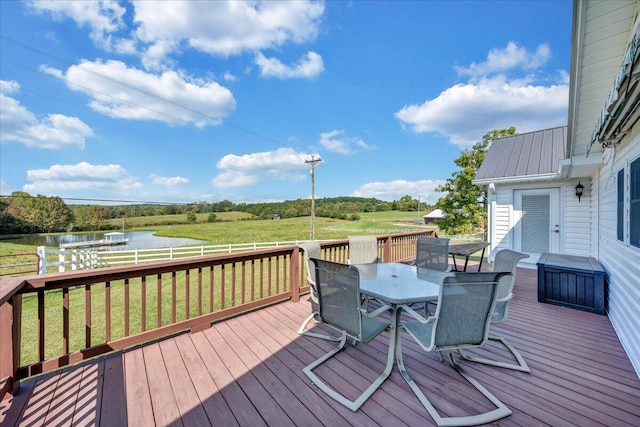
0 230 434 399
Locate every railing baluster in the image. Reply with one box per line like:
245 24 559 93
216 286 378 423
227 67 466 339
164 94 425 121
38 290 44 362
268 257 272 296
124 278 130 337
62 288 69 356
104 281 111 342
157 274 162 328
275 256 280 294
85 285 91 348
185 269 190 319
141 276 146 332
231 263 236 306
171 272 176 324
259 258 264 299
197 268 202 316
209 266 214 312
241 261 246 304
221 264 226 309
251 260 255 302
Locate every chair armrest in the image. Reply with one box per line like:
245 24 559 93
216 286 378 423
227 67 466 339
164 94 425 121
361 304 392 319
496 293 514 303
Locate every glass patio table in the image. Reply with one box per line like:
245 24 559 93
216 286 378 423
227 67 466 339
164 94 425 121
354 262 453 364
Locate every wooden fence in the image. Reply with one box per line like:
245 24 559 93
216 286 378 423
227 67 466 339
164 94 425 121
0 230 434 400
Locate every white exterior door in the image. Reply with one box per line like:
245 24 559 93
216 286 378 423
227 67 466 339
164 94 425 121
513 188 560 263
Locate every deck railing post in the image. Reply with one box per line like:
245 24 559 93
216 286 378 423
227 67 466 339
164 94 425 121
382 236 393 262
0 293 22 397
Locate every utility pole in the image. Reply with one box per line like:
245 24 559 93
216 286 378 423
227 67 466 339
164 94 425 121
305 155 322 240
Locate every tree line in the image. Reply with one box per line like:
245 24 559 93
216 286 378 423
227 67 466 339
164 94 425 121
0 192 432 235
1 127 514 236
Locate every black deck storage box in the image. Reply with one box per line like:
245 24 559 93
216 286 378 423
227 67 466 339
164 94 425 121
536 253 607 315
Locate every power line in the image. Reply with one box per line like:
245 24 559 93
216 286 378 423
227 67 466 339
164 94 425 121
0 35 289 148
0 194 186 205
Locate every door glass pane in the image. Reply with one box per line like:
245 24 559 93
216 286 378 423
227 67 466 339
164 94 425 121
521 195 550 254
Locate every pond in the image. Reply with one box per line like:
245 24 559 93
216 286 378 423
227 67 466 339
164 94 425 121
4 231 205 251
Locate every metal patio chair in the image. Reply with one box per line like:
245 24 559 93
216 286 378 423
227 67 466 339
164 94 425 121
411 236 451 271
410 236 451 314
348 235 381 264
398 271 512 427
297 242 341 341
302 259 393 412
458 249 531 372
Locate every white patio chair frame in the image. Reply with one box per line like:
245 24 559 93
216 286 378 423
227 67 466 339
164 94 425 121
398 271 512 427
303 259 393 412
297 242 342 342
348 235 381 264
458 249 531 372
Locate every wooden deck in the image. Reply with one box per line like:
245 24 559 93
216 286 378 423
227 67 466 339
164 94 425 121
1 268 639 426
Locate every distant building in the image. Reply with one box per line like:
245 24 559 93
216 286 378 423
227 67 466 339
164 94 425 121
423 209 444 224
272 213 281 220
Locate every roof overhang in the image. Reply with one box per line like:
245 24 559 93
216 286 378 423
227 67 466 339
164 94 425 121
473 172 562 186
588 22 640 155
559 152 604 179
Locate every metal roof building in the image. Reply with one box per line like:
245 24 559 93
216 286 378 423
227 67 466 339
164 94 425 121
474 126 567 184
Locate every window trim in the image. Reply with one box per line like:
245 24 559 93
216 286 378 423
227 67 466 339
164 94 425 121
618 155 640 249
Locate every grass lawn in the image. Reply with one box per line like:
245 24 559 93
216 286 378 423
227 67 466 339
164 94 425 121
2 210 486 366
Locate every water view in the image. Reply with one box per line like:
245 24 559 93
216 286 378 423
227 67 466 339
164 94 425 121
6 231 205 251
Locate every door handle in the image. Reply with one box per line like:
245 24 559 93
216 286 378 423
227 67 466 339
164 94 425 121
554 230 560 233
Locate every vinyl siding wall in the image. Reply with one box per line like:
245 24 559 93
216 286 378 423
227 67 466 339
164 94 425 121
488 181 592 263
571 1 637 156
595 129 640 377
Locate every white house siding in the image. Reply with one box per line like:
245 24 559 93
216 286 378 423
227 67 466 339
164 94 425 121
489 187 512 260
488 181 592 263
563 179 592 256
595 129 640 376
570 1 637 156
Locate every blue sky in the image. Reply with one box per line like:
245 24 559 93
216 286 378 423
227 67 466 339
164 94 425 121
0 0 572 205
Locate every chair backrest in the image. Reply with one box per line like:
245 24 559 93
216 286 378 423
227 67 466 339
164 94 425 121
348 235 380 264
491 249 529 322
432 272 508 351
415 236 450 271
312 258 363 341
299 241 321 302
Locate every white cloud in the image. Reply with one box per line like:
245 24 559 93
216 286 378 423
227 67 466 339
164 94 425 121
42 60 236 127
133 1 324 66
255 51 324 79
24 162 142 195
455 42 551 77
150 174 189 187
351 180 446 202
319 130 374 154
212 147 314 188
396 43 568 147
396 75 568 146
27 0 126 50
0 80 94 149
30 1 325 70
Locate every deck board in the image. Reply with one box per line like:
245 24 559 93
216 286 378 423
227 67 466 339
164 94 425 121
2 267 640 426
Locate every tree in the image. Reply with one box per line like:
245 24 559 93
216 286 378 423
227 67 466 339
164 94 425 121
436 127 517 234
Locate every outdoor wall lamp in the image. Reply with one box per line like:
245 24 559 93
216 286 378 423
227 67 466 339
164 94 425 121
575 182 584 202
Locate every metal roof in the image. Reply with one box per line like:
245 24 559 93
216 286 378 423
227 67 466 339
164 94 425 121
474 126 567 184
